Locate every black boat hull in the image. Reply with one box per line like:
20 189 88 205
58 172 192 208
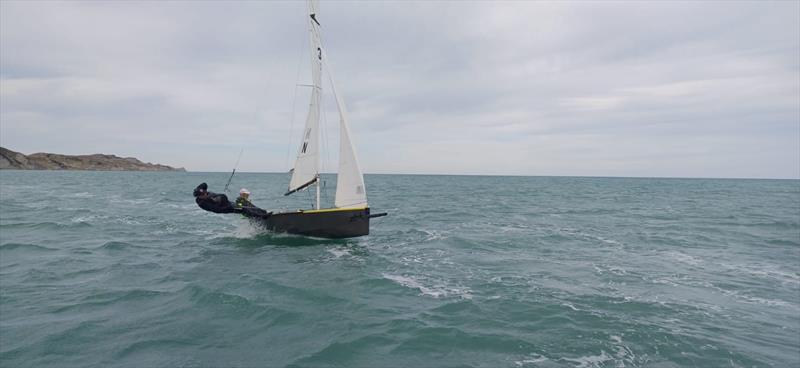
193 182 384 239
249 207 372 238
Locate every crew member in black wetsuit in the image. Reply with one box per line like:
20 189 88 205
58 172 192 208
193 182 236 214
193 183 271 218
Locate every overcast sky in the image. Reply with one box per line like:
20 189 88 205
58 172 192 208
1 1 798 178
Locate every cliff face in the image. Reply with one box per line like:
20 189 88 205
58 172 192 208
0 147 186 171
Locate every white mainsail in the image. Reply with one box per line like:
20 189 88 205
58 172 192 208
287 0 322 194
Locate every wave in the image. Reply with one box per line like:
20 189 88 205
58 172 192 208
718 262 800 286
114 339 197 360
220 231 350 248
96 241 145 251
514 353 549 367
382 273 472 299
51 289 170 314
556 227 625 247
0 242 56 252
0 221 91 231
765 239 800 246
662 251 704 266
60 266 110 279
560 351 614 368
554 334 642 368
286 332 398 367
716 288 797 309
727 220 799 229
70 214 106 224
387 325 535 356
326 246 353 259
180 285 287 318
386 228 450 246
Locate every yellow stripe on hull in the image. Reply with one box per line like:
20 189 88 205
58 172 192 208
300 206 368 214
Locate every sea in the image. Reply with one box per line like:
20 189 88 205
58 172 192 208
0 170 798 368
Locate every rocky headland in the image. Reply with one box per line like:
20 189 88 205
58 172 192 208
0 147 185 172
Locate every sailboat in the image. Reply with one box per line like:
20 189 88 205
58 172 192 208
193 0 385 238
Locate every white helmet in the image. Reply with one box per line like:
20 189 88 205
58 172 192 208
239 188 250 195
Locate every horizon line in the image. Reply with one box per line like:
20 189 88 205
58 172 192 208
1 168 796 180
188 171 800 181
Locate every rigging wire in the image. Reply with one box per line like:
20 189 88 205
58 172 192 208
284 4 309 174
304 183 315 209
223 148 244 193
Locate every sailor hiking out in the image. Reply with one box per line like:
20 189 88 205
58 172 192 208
193 183 270 218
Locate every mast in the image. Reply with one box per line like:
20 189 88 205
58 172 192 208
316 175 321 209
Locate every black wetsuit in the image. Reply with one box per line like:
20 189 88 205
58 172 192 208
193 183 270 218
195 193 236 214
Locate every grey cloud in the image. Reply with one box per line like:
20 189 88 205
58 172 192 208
1 0 798 178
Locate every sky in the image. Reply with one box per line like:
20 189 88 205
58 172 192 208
1 1 798 178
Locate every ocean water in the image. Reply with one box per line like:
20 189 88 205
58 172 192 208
0 171 798 368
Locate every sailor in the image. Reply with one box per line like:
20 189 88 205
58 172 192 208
193 182 210 199
193 182 236 214
235 188 254 209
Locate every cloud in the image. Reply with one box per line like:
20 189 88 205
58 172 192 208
1 0 798 178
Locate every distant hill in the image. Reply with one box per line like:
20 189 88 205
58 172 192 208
0 147 185 172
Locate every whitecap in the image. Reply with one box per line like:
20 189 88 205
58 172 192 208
382 273 472 299
119 198 152 205
736 294 794 308
327 246 351 259
71 215 103 223
593 264 628 276
562 302 580 311
514 353 548 367
561 350 613 368
719 262 800 286
595 236 622 246
420 229 447 241
663 251 703 266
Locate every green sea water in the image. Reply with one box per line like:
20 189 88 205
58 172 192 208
0 171 798 367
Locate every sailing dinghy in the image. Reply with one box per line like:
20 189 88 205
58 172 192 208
193 0 386 238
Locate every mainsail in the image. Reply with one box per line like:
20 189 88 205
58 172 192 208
287 0 322 195
287 0 368 209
